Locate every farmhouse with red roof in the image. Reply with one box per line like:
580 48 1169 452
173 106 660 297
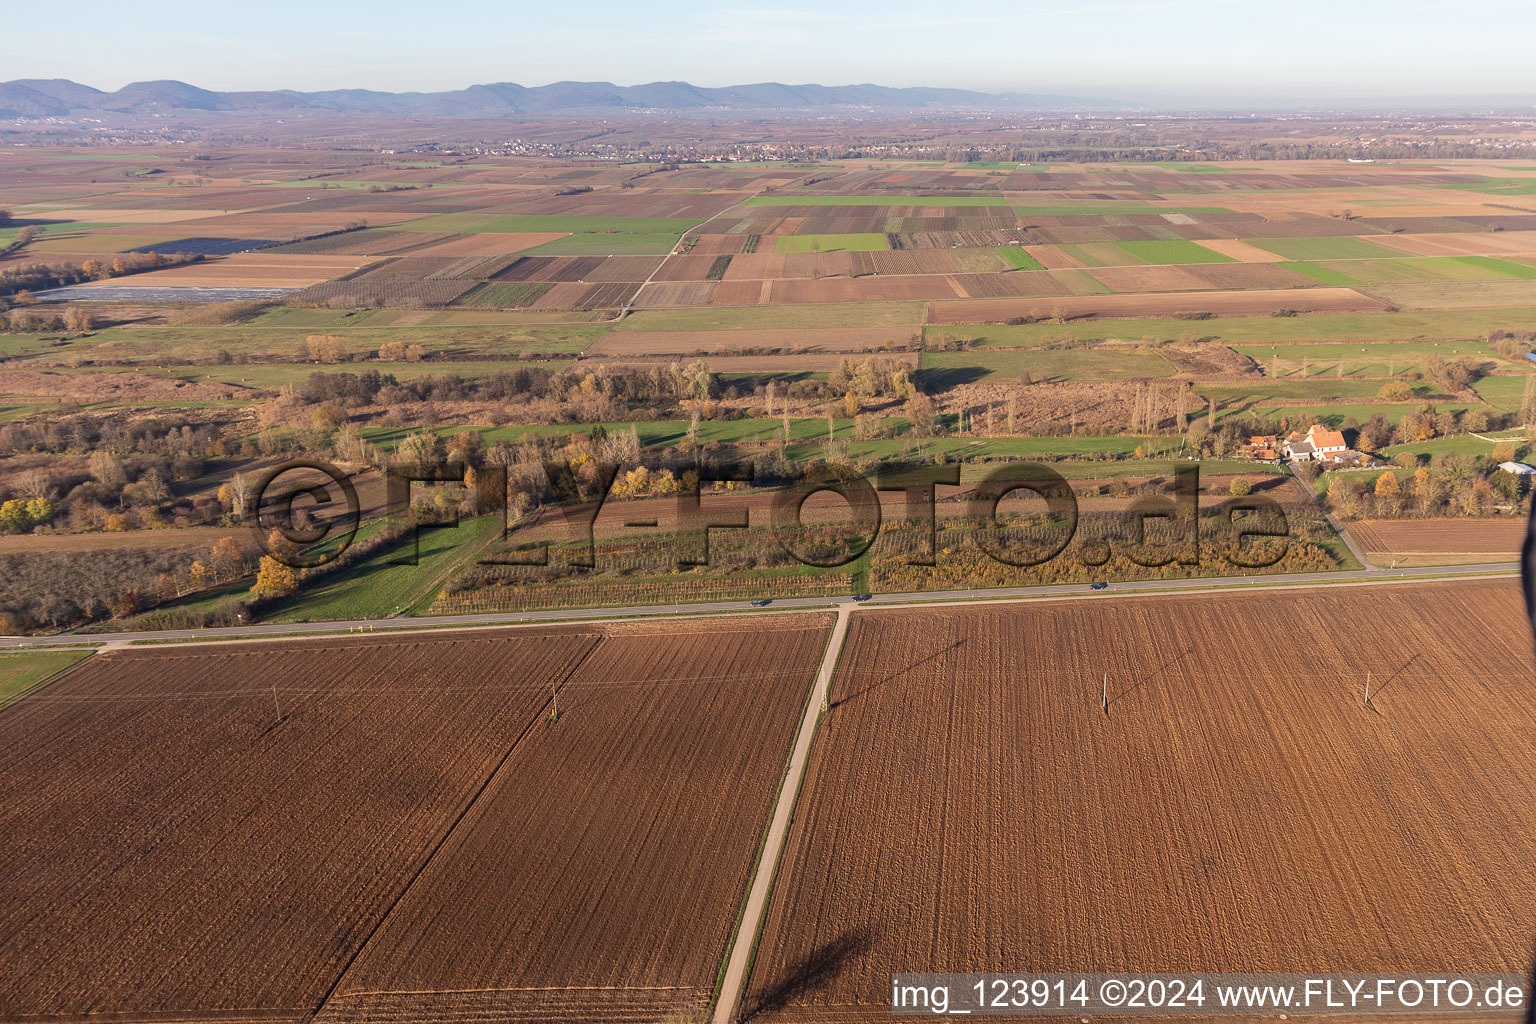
1285 424 1356 465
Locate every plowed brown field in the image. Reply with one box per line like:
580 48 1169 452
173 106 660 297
1348 517 1526 565
315 615 832 1024
0 628 599 1022
745 579 1536 1021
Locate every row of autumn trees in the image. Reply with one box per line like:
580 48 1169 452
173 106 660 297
1320 449 1530 520
0 253 202 305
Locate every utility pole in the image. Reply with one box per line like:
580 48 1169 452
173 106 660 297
550 681 559 722
1364 670 1372 708
272 685 281 723
1101 671 1109 715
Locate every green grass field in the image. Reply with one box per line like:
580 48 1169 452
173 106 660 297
1458 256 1536 280
775 233 891 253
1215 401 1479 427
1234 339 1498 377
1145 162 1231 173
364 416 922 452
1246 236 1409 260
78 358 576 390
614 301 926 332
15 318 604 367
1284 261 1365 286
933 308 1536 346
0 649 92 709
1472 373 1533 411
918 346 1176 385
1200 379 1438 407
997 246 1046 271
1299 256 1536 285
269 513 503 622
1049 268 1113 295
1434 177 1536 197
450 281 554 308
745 195 1006 207
1381 434 1505 460
781 434 1167 464
253 307 608 331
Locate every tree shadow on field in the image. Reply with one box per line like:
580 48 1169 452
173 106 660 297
741 926 877 1022
829 640 965 710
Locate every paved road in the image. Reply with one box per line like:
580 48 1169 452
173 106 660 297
2 560 1516 649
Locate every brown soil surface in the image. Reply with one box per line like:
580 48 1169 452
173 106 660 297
1194 238 1291 262
8 527 257 555
0 628 600 1021
89 253 366 287
1347 517 1526 556
746 579 1536 1021
314 615 832 1024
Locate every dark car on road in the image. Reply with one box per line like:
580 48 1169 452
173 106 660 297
1089 582 1109 590
750 599 772 607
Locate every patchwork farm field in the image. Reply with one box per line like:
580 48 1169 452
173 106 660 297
745 579 1536 1021
0 616 832 1024
14 153 1536 327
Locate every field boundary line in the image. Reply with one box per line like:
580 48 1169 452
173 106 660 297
713 603 852 1024
303 635 605 1022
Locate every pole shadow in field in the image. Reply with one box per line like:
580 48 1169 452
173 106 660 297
828 640 965 710
740 926 876 1022
1360 651 1421 714
1109 645 1194 707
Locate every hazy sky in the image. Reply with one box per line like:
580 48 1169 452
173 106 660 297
10 0 1535 106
